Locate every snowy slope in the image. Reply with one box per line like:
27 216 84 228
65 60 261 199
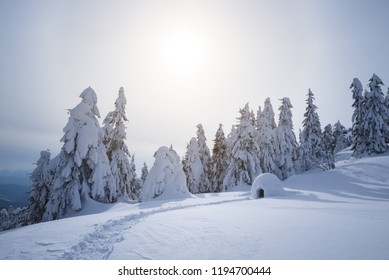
1 151 389 260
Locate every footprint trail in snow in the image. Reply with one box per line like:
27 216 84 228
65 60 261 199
60 197 246 260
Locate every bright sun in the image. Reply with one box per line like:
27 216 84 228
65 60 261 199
161 29 207 79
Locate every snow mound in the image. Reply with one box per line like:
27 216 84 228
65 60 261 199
140 146 192 202
250 173 285 199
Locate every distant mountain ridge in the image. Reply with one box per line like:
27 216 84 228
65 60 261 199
0 172 30 209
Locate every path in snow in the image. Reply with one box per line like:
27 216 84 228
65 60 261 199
60 196 248 259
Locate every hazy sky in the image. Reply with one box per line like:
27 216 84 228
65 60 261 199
1 0 389 171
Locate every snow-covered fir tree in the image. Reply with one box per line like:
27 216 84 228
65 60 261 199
255 105 262 130
350 78 366 157
333 120 348 154
257 98 280 178
210 124 229 192
140 162 149 186
0 209 9 231
274 97 298 179
183 137 206 194
226 124 238 152
322 124 335 169
27 150 51 224
345 127 353 147
103 87 137 200
223 104 261 190
128 154 140 200
43 87 116 221
140 146 190 202
385 87 389 144
323 124 335 153
195 124 212 192
0 206 29 232
362 74 389 155
299 89 326 170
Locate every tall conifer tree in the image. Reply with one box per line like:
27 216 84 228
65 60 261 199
362 74 388 155
257 98 280 177
350 78 366 157
299 89 326 170
322 124 335 169
274 97 298 179
333 120 348 154
28 150 51 224
183 137 205 194
103 87 136 199
210 124 229 192
223 104 261 190
44 87 116 221
196 124 212 192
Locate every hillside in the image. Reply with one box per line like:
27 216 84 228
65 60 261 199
0 150 388 260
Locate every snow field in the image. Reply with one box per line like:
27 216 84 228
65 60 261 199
0 152 389 260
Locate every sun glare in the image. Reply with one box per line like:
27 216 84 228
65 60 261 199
161 29 207 79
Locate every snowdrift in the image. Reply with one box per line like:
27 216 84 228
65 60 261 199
140 146 192 202
250 173 285 199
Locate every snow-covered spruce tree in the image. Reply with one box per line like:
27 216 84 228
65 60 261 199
345 127 353 147
322 124 335 169
257 98 281 178
385 87 389 144
102 87 137 200
195 124 212 192
299 89 326 171
2 152 52 229
323 124 335 153
294 129 304 173
183 137 206 194
0 208 9 231
140 146 190 201
27 150 51 224
210 124 229 192
350 78 366 157
43 87 116 221
223 104 261 190
0 206 28 231
140 162 149 186
226 125 237 152
274 97 298 179
362 74 389 155
128 154 140 199
255 105 262 130
333 120 348 154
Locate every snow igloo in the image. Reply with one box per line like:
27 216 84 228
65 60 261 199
250 173 285 199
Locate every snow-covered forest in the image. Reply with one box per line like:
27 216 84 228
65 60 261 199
1 73 389 232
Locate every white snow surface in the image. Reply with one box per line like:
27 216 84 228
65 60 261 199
1 151 389 260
